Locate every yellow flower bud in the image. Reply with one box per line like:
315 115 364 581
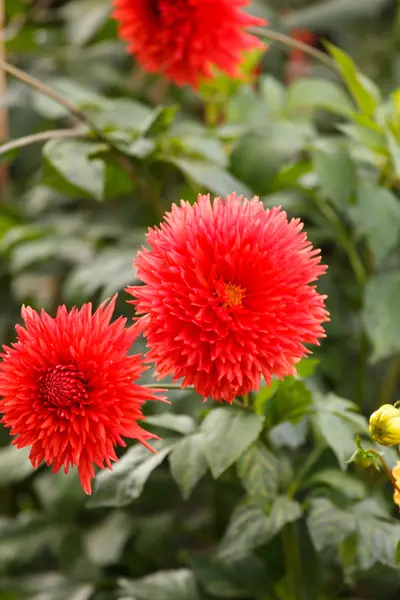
369 404 400 446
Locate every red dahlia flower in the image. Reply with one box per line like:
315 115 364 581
0 296 160 494
128 193 329 403
112 0 267 88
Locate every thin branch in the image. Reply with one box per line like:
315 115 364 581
0 59 81 118
248 26 337 72
0 128 85 156
0 58 164 216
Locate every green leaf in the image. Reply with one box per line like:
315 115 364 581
387 131 400 177
9 236 92 272
145 106 178 136
169 158 253 198
236 442 279 504
86 98 154 135
43 140 105 200
0 445 33 487
32 78 101 119
396 539 400 565
306 469 366 500
145 414 195 436
198 48 262 99
0 219 47 253
200 407 264 478
84 511 131 566
169 433 208 500
363 270 400 363
264 495 302 540
103 159 135 199
315 394 368 469
284 0 389 30
0 515 56 567
269 420 308 450
217 504 270 560
254 379 280 416
260 75 286 117
127 138 156 158
349 180 400 265
63 0 110 46
188 552 271 599
355 512 400 570
230 123 314 195
312 142 357 210
263 377 312 429
34 470 83 516
7 575 94 600
226 86 266 129
326 43 379 116
218 496 302 560
295 358 319 379
119 569 200 600
338 121 387 151
307 498 356 552
286 77 354 117
65 248 137 300
89 441 173 508
179 135 228 167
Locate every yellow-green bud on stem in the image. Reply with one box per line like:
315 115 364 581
369 404 400 446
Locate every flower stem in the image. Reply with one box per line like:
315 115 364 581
143 383 194 390
249 26 337 72
282 523 303 600
287 444 325 499
342 238 367 287
368 448 400 494
233 396 253 411
0 128 85 156
204 99 220 128
297 186 367 287
356 331 369 408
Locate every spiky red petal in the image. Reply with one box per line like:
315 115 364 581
127 193 329 403
112 0 267 88
0 296 162 494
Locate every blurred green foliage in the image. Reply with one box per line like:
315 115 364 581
3 1 400 599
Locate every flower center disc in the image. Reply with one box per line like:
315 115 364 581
222 282 246 308
39 364 88 407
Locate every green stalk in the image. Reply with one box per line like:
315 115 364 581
356 331 369 408
248 26 337 72
204 99 220 128
379 353 400 407
287 444 325 499
282 523 303 600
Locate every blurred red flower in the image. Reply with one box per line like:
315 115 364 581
112 0 267 88
0 297 160 494
128 193 329 403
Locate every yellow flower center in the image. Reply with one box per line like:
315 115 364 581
223 282 246 308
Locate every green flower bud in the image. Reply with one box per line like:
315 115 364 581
369 404 400 446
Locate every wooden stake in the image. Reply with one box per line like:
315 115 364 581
0 0 9 200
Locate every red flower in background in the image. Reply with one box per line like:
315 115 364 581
286 29 315 83
0 297 161 494
112 0 267 88
127 193 329 404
